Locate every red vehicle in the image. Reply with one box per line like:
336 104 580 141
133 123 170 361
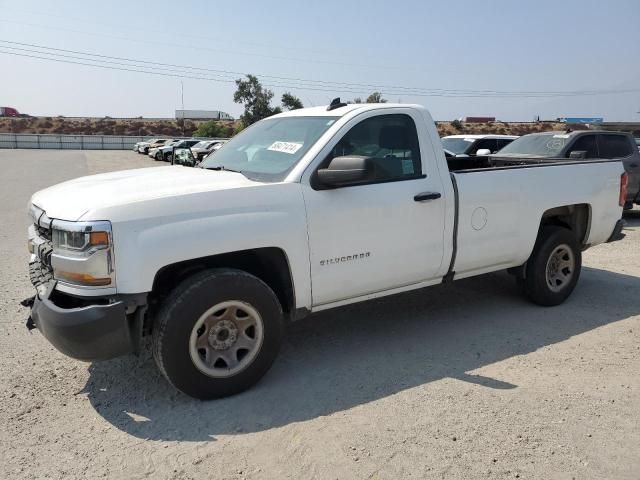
0 107 20 117
464 116 496 123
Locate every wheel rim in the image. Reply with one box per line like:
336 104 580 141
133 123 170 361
545 244 574 293
189 300 264 378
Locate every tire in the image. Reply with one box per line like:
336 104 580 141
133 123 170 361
520 226 581 306
166 153 173 163
154 151 162 161
152 268 284 399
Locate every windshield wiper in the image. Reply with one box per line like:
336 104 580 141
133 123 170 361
202 165 244 174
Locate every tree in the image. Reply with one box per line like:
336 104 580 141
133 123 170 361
281 92 304 110
351 97 363 104
233 74 279 126
366 92 387 103
194 121 231 138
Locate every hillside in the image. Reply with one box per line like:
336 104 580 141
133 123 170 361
0 116 574 138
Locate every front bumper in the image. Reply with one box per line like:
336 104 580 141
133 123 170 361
29 282 139 361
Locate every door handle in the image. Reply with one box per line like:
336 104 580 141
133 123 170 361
414 192 441 202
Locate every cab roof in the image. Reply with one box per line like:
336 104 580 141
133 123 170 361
272 103 422 118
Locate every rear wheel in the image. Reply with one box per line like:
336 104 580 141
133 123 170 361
520 226 581 306
152 268 284 399
166 152 173 163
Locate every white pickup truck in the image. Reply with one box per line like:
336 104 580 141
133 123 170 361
26 101 628 399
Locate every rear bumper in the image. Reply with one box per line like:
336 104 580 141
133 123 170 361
30 283 140 361
606 219 625 243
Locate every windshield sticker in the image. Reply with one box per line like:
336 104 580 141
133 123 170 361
326 120 336 126
553 134 570 138
546 138 566 150
268 141 303 154
463 138 475 142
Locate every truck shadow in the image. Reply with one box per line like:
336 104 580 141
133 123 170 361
82 267 640 441
623 208 640 228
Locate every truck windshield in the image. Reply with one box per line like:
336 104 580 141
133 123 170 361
200 116 338 181
496 133 568 157
441 137 474 154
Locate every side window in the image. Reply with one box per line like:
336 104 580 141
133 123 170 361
598 135 633 159
326 114 422 182
567 135 598 158
470 139 498 154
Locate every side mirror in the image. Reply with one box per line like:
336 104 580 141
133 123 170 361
173 147 196 166
316 155 375 188
569 150 587 159
475 149 492 156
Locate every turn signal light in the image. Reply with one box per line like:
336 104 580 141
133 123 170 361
55 271 112 286
90 231 109 247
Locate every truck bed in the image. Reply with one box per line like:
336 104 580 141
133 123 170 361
448 158 623 280
447 155 620 173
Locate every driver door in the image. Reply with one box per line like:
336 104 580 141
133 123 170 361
302 111 447 306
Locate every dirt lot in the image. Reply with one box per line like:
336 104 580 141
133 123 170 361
1 150 639 480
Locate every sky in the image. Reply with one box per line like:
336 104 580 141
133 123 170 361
0 0 639 121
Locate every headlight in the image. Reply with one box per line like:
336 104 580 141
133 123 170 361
51 220 115 287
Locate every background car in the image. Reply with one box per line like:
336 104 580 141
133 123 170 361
133 138 161 153
442 134 518 170
158 139 201 162
138 138 172 155
192 140 228 161
200 141 227 162
149 139 180 160
492 130 640 209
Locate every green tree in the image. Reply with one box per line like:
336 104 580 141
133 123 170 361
281 92 304 110
194 121 228 138
233 74 279 126
351 97 363 104
366 92 387 103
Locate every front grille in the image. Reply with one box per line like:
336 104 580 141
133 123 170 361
30 222 54 289
36 224 52 241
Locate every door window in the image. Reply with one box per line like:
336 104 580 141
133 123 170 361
324 114 422 183
567 135 598 158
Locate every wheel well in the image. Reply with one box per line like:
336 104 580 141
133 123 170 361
150 247 295 319
540 204 591 245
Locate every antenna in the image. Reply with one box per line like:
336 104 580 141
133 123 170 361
327 97 347 111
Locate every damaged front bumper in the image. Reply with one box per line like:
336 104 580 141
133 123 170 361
27 282 146 361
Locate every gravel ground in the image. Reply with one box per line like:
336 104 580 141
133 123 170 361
1 150 639 480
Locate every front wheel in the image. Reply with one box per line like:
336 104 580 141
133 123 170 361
165 152 173 163
152 268 284 399
519 226 581 306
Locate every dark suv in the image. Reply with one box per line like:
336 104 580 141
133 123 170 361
494 131 640 209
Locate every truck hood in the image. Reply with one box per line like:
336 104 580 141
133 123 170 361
31 166 259 221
